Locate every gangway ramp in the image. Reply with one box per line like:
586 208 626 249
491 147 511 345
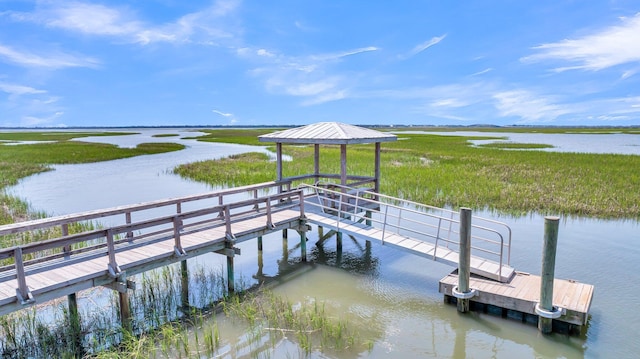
300 183 515 283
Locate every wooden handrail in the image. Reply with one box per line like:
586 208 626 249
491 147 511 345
0 180 291 236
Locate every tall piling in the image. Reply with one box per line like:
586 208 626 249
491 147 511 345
456 207 473 313
538 216 560 334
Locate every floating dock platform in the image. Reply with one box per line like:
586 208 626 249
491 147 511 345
439 270 594 333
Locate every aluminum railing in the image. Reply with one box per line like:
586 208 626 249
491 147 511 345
300 182 512 278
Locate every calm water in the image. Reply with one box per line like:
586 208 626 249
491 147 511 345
399 130 640 155
5 129 640 358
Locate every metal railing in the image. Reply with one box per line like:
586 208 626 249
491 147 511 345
300 182 512 278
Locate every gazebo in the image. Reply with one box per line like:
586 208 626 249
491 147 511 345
258 122 397 192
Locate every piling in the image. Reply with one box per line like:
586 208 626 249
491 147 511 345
456 207 473 313
227 255 235 293
257 236 263 251
336 231 343 251
180 260 189 308
538 216 560 334
299 230 307 261
67 293 83 356
118 275 132 331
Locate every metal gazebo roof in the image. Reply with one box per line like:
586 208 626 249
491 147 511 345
258 122 397 145
258 122 396 193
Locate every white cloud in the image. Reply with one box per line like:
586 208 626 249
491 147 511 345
399 35 446 59
6 0 240 45
21 111 64 127
0 43 99 69
0 82 46 95
247 45 378 105
492 90 572 123
310 46 379 61
212 109 233 117
522 13 640 71
469 68 493 77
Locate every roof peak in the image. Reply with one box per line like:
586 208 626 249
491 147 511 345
258 122 397 144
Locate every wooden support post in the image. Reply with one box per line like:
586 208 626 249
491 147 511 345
67 292 83 357
457 207 472 313
181 259 189 309
256 250 264 281
318 226 324 239
299 231 307 262
282 232 289 262
118 275 131 331
227 255 235 294
282 228 288 239
340 144 347 187
538 216 560 334
374 142 381 193
276 142 283 193
225 241 235 294
257 236 263 251
365 210 372 226
336 231 343 251
314 144 320 183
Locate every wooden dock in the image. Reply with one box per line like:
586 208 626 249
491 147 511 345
0 182 307 317
439 271 594 331
0 181 594 335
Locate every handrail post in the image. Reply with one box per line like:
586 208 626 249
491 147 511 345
218 196 224 218
106 229 120 277
62 223 71 254
381 204 389 244
14 247 34 304
298 190 305 218
125 212 133 240
266 198 274 228
173 217 186 256
224 205 233 240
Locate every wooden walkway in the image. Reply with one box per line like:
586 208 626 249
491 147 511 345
0 182 305 316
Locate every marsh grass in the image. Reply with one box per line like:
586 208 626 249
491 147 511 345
0 131 136 142
176 130 640 219
478 142 554 149
1 266 364 358
0 262 232 358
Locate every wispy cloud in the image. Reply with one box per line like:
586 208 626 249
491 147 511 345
399 34 446 59
22 111 65 127
469 68 493 77
310 46 379 61
247 46 377 105
492 90 573 123
0 43 99 69
522 13 640 71
212 109 238 124
212 109 233 117
5 0 240 45
0 82 46 95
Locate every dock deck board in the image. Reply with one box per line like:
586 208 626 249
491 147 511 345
439 271 594 326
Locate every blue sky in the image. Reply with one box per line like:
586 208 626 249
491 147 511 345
1 1 639 127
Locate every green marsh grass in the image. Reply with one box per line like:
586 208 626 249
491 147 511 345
176 129 640 219
478 142 554 150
